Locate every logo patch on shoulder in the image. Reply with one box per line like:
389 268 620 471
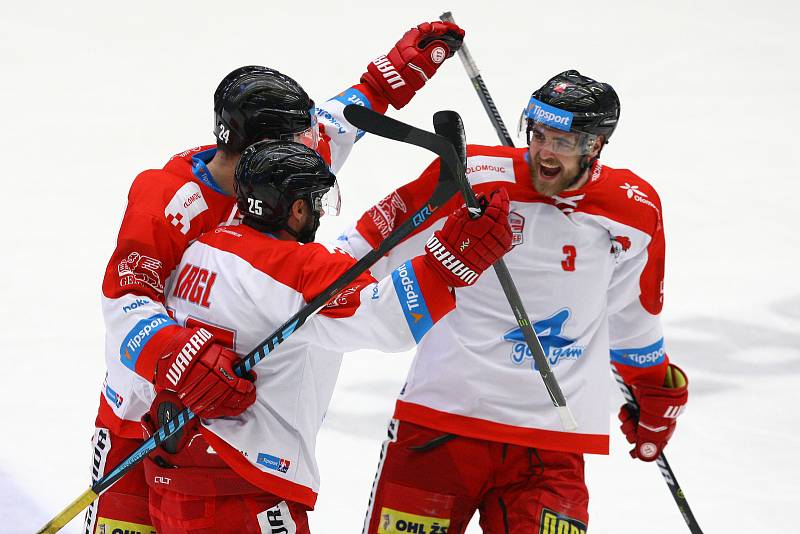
539 508 586 534
610 235 631 262
118 252 163 292
369 191 408 238
165 181 209 235
465 156 514 185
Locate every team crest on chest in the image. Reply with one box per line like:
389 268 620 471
503 309 585 370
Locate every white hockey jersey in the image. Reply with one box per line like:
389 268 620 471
97 86 387 439
164 225 455 507
337 144 671 455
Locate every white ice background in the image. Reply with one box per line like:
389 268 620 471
1 1 799 532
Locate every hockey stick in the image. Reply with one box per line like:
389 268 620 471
440 11 514 147
612 368 704 534
441 10 704 533
36 107 463 534
430 109 577 431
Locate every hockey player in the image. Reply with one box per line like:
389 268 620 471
338 71 690 533
87 21 465 534
140 140 512 532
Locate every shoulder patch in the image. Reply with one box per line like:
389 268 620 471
466 155 515 185
165 182 209 235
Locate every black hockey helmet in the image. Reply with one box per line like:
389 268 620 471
520 70 620 145
214 66 318 154
234 140 339 235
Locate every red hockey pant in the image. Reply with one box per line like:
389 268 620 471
363 420 589 534
84 426 309 534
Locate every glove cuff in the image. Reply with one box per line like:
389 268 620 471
154 327 216 389
363 57 416 110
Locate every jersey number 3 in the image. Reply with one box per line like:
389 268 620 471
561 245 576 272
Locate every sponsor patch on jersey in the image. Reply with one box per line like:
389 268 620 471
509 211 525 246
325 285 360 308
316 107 347 135
504 309 584 369
122 297 150 314
620 182 662 222
465 156 515 185
378 507 450 534
164 181 209 235
539 508 586 534
330 87 372 140
369 191 408 238
392 261 434 343
118 252 164 292
104 383 123 408
119 314 175 370
257 501 298 533
610 338 665 368
331 86 372 110
257 452 291 473
325 286 361 308
96 517 156 534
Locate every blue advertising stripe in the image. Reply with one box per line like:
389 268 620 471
524 96 574 132
610 338 666 368
329 87 373 110
329 87 373 140
391 261 434 343
119 314 176 371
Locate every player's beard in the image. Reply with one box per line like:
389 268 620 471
296 211 321 243
529 153 586 197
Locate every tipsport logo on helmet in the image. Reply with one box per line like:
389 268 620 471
525 97 573 132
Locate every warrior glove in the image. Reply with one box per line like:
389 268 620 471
619 363 689 461
424 188 513 288
153 328 256 419
361 21 465 109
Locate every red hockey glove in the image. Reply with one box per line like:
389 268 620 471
361 21 465 109
619 364 688 461
424 188 512 287
153 328 256 419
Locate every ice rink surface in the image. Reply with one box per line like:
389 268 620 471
1 1 799 532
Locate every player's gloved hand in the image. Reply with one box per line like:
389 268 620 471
619 364 688 461
361 21 465 109
153 328 256 419
424 188 512 287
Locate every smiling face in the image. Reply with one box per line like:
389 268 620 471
526 124 602 196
